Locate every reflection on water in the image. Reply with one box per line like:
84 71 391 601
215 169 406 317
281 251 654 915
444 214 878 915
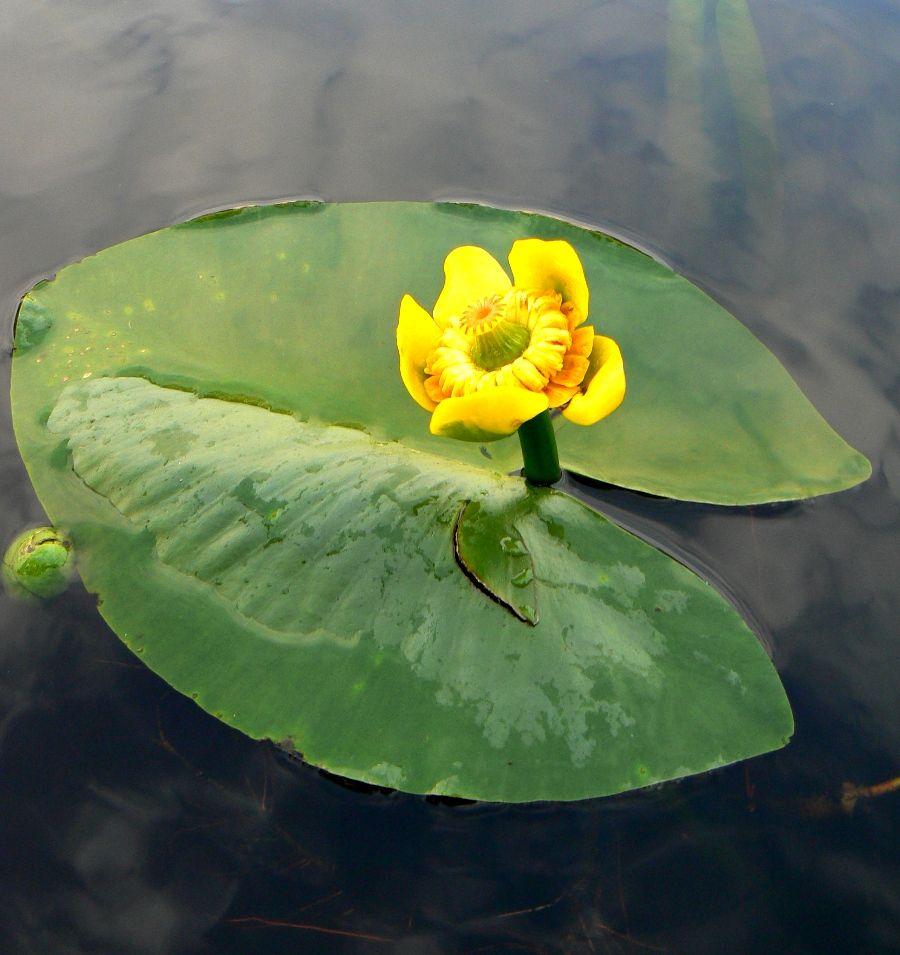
1 0 898 951
665 0 781 268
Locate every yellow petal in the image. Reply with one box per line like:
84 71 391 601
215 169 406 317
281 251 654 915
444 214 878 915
432 246 511 329
545 382 579 408
430 388 549 442
508 239 589 318
562 335 625 426
397 294 441 411
551 353 590 388
570 325 595 356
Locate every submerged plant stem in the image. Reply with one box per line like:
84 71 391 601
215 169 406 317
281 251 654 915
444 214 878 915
517 411 561 486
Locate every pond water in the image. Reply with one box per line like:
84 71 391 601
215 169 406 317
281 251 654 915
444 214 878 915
1 0 897 952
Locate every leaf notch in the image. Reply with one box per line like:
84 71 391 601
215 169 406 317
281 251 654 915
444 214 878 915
453 500 539 626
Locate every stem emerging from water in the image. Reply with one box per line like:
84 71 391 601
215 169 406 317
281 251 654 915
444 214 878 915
517 410 561 486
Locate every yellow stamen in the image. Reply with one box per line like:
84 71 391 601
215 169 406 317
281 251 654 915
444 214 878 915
425 287 587 401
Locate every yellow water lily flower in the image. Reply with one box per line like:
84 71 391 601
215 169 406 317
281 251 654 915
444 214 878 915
397 239 625 442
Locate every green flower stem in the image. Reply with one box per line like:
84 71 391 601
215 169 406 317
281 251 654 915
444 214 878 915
517 411 562 486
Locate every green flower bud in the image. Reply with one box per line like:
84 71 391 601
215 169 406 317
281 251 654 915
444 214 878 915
3 527 74 600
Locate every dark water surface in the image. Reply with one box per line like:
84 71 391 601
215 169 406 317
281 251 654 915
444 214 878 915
1 1 898 952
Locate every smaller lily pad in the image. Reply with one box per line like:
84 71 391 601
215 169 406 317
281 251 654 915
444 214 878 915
11 201 868 505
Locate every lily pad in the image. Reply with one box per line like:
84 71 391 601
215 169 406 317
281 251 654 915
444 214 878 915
9 201 814 800
29 376 791 801
12 201 868 503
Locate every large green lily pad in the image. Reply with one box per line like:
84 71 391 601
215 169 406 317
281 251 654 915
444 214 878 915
9 201 818 800
26 375 789 801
